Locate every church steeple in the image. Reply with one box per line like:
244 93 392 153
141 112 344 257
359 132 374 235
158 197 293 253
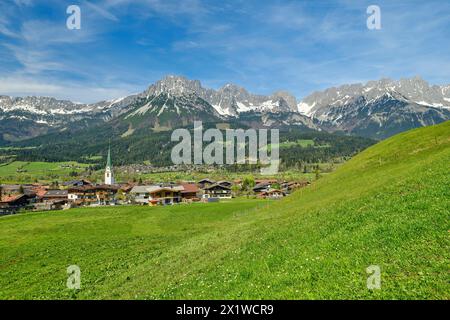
106 145 112 169
104 144 114 185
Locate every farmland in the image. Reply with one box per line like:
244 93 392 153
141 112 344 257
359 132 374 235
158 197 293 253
0 121 448 299
0 161 91 184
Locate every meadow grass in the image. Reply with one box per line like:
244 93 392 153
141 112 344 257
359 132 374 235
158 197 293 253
0 161 90 184
0 121 449 299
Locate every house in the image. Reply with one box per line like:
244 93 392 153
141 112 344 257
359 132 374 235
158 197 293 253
130 186 152 204
118 183 134 194
22 189 38 205
202 183 232 199
198 178 215 189
42 190 68 203
259 189 285 199
26 185 48 200
68 186 98 206
253 182 271 194
0 184 22 195
281 181 310 193
255 179 278 185
130 185 184 205
94 185 119 205
0 194 30 215
68 185 118 206
63 179 92 187
41 190 69 210
217 180 233 188
147 185 184 205
180 183 200 201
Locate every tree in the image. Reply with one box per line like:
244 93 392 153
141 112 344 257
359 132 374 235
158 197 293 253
116 190 126 203
241 176 255 192
314 166 321 180
69 171 78 177
231 184 240 197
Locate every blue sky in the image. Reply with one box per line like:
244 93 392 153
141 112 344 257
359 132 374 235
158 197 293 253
1 0 450 103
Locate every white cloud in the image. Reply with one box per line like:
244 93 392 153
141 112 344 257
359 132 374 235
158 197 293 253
0 75 137 103
84 0 119 22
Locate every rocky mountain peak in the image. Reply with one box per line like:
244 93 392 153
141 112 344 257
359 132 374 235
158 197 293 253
145 75 203 97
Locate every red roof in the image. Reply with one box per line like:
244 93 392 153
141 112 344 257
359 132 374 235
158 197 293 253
0 194 25 203
180 183 199 193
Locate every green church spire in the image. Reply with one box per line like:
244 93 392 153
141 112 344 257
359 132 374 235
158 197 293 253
106 144 112 168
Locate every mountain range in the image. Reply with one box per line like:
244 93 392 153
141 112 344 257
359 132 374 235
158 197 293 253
1 75 449 143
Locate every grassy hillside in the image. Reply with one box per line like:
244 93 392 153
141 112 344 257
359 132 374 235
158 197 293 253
0 121 449 299
0 161 90 184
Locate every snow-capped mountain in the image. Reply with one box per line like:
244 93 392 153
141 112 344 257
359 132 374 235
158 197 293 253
298 77 450 138
0 94 137 141
1 75 449 142
118 75 305 131
141 75 298 116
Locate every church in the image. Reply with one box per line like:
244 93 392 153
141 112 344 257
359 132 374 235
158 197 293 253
104 145 115 185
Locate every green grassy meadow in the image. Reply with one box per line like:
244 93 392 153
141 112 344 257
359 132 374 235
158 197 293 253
0 161 90 184
0 159 328 185
0 121 449 299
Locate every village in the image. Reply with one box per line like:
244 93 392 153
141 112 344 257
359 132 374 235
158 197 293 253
0 147 310 215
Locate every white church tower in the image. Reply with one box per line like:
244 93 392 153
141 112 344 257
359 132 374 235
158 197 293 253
104 145 115 185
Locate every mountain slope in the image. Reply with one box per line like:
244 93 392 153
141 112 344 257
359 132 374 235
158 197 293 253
300 77 450 139
0 76 310 142
0 121 448 299
1 75 450 142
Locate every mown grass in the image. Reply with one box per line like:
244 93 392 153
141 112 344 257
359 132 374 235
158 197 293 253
0 161 90 184
0 121 449 299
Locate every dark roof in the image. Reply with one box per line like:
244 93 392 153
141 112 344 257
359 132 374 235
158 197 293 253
255 179 278 184
68 184 119 192
254 182 270 188
198 178 215 184
217 180 232 186
44 190 68 197
95 184 120 191
62 179 92 186
204 183 231 191
68 185 96 192
261 189 285 195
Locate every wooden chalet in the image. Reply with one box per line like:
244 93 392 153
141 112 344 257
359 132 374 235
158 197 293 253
198 178 215 189
68 185 118 206
63 179 92 187
202 183 232 199
281 181 310 193
258 189 286 199
217 180 233 188
42 190 68 202
130 185 184 206
180 183 200 201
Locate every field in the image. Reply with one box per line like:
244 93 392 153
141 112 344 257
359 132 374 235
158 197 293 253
0 121 449 299
0 159 334 185
101 167 331 185
0 161 90 184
